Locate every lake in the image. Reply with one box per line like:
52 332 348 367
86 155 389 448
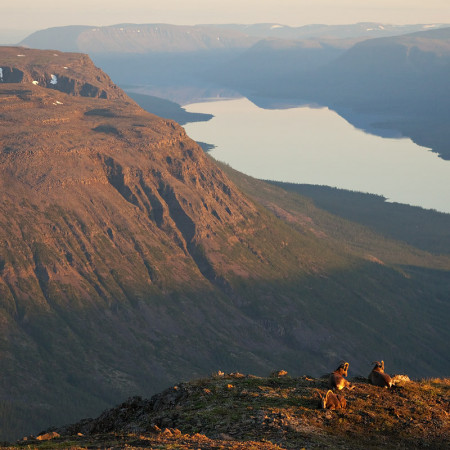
183 98 450 214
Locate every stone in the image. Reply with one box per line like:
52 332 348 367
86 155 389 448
36 431 60 441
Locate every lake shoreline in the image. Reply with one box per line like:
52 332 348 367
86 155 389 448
184 97 450 214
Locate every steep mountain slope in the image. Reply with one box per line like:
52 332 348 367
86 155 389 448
0 47 449 440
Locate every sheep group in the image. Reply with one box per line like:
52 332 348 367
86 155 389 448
319 360 393 410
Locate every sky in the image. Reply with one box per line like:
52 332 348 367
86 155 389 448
2 0 450 39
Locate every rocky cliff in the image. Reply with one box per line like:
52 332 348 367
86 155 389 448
0 47 125 98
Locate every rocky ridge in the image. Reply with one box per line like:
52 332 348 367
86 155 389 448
13 372 450 449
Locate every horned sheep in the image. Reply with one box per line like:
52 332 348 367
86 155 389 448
319 390 347 410
369 360 393 388
329 361 354 391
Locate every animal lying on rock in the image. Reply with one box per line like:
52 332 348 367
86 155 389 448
319 390 347 410
329 361 354 390
369 360 393 388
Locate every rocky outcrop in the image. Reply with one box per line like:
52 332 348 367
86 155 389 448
26 373 449 449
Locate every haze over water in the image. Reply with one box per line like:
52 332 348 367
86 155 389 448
184 97 450 214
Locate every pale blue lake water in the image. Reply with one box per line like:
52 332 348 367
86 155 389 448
184 97 450 214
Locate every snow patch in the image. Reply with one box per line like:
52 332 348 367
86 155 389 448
424 24 437 29
0 68 3 80
32 81 39 85
50 74 58 85
378 25 385 30
270 25 283 29
63 66 68 69
17 54 25 57
55 101 63 105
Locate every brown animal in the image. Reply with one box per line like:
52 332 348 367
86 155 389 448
369 360 393 388
329 361 354 390
319 390 347 410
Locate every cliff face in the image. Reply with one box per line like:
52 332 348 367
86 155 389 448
0 47 125 99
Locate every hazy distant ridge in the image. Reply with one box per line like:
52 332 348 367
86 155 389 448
20 22 449 53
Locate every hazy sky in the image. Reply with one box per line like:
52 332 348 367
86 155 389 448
3 0 450 33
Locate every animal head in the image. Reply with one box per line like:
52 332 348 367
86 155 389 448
372 361 384 372
317 390 331 409
335 361 349 376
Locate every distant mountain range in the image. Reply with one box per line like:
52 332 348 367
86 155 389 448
19 24 257 53
1 46 450 441
19 22 447 53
